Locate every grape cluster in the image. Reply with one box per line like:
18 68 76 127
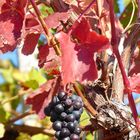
44 91 83 140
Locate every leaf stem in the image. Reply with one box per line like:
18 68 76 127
8 110 35 124
73 83 98 117
108 0 138 123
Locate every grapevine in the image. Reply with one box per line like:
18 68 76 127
0 0 140 139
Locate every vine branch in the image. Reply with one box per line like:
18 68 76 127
108 0 138 124
5 124 55 136
8 110 35 124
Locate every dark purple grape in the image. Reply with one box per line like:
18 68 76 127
77 96 82 102
79 108 83 114
73 101 82 110
72 111 81 120
53 121 62 131
60 128 70 138
55 104 64 114
52 96 60 105
66 106 74 114
64 98 72 107
70 134 80 140
50 111 58 122
60 112 67 120
67 122 76 132
73 120 78 126
44 104 51 116
66 114 76 122
62 121 68 128
55 131 61 138
74 127 81 135
62 137 70 140
70 95 78 101
58 91 67 101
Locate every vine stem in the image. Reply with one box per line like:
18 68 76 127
77 0 96 20
8 110 35 124
5 124 55 136
108 0 138 124
29 0 61 55
30 0 50 40
73 83 98 117
0 89 32 105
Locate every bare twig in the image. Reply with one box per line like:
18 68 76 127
0 89 32 105
8 110 35 124
5 124 55 136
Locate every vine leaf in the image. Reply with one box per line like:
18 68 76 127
71 18 109 52
57 32 97 85
56 19 109 85
129 47 140 76
26 80 55 119
22 33 40 55
0 0 27 53
38 44 50 68
129 73 140 93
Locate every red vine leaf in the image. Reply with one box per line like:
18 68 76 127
26 80 54 119
55 18 109 85
0 0 27 53
129 74 140 94
22 33 40 55
129 47 140 76
38 44 50 68
44 12 69 29
71 18 109 52
56 32 98 85
38 44 60 76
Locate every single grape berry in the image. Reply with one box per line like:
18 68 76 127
66 114 76 122
60 128 70 138
44 104 51 116
74 127 81 135
53 121 62 131
58 91 67 101
55 131 61 138
70 95 78 101
66 106 74 114
52 96 60 105
62 121 68 128
62 137 70 140
70 134 80 140
67 122 76 132
79 108 83 114
55 103 64 114
60 112 67 120
73 101 82 110
50 111 58 122
72 111 81 120
64 98 72 107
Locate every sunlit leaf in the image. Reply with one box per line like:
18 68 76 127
0 123 5 138
29 69 46 85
